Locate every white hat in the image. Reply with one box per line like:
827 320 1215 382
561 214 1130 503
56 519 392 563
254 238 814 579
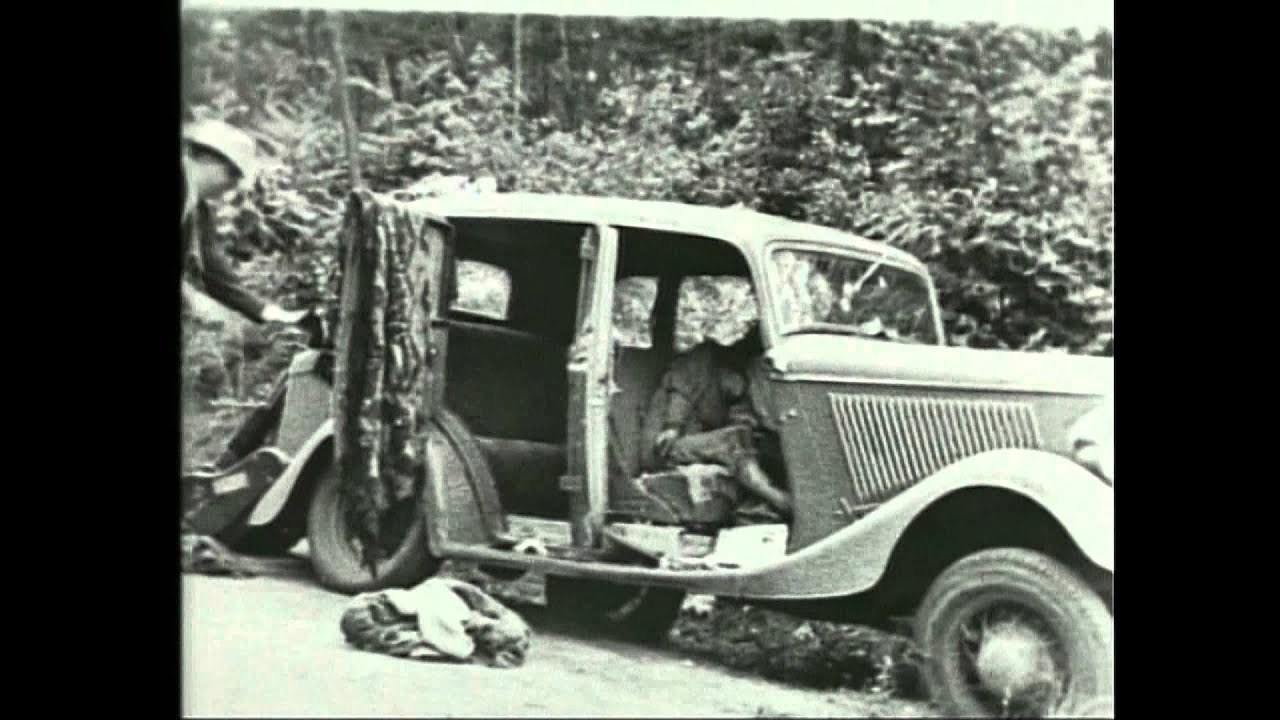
183 119 258 179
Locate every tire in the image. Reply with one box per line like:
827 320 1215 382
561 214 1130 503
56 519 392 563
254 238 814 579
545 576 685 644
915 548 1114 718
307 457 441 594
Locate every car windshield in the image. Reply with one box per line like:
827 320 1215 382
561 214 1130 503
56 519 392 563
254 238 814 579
771 247 939 345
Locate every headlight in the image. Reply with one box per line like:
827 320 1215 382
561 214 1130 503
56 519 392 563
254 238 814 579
1069 397 1113 485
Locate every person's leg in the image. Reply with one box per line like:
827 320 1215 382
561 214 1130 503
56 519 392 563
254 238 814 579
666 426 742 466
736 458 792 517
667 426 792 517
225 323 246 401
215 380 286 468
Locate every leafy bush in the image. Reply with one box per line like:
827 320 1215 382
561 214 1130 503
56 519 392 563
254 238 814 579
179 9 1112 455
671 599 926 698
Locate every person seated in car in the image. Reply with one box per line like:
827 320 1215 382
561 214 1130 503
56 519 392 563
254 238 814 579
642 324 793 519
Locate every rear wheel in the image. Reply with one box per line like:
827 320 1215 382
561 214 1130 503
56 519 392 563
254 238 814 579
545 576 685 644
307 458 441 594
915 548 1113 718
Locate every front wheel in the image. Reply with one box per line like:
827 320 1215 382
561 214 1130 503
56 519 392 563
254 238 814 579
307 457 441 594
914 548 1113 718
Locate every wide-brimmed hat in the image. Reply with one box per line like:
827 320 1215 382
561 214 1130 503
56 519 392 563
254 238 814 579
183 119 258 179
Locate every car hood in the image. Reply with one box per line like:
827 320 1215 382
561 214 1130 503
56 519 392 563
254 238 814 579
767 334 1113 397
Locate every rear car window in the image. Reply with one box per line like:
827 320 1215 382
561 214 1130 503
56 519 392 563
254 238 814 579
613 276 658 348
675 276 759 352
452 260 511 321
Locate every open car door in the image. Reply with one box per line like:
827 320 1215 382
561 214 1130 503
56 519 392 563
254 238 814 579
564 225 619 550
332 189 454 571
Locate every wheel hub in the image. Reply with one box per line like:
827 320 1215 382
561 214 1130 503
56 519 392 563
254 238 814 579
973 620 1059 705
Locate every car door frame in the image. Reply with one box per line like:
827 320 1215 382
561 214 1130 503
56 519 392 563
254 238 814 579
563 224 621 549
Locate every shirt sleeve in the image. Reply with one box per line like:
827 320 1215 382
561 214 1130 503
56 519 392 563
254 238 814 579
661 349 712 430
662 370 695 430
743 358 779 432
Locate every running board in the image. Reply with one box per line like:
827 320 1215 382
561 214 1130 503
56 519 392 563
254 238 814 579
439 542 744 596
505 515 573 547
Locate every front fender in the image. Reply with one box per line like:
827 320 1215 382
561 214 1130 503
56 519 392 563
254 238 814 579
735 449 1113 599
246 418 334 527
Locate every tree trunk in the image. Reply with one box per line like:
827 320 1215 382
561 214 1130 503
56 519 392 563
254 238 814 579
540 18 551 119
327 12 363 189
382 54 400 102
512 14 522 116
704 19 722 98
557 16 574 129
780 20 800 52
834 20 854 96
445 13 470 84
379 55 396 166
304 10 322 61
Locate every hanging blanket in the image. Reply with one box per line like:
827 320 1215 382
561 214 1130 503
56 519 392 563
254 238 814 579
332 190 452 572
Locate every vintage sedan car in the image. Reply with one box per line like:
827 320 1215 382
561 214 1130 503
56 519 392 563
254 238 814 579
218 191 1113 717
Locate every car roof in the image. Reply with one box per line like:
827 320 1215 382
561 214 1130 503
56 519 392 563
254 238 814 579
413 192 929 274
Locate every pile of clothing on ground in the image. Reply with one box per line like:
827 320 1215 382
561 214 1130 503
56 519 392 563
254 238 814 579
341 577 531 669
181 532 258 577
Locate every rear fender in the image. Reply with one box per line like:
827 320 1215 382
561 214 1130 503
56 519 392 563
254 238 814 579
248 408 506 552
247 419 333 527
245 350 332 527
273 350 332 456
734 448 1113 599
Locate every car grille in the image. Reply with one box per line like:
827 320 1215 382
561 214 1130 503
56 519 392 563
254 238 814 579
828 393 1043 504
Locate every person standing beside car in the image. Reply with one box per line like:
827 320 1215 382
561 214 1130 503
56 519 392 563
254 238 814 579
182 118 310 326
182 118 317 468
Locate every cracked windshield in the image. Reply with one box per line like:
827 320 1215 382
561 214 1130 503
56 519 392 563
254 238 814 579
772 248 937 345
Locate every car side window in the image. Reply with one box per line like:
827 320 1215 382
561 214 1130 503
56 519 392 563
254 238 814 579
675 276 759 352
451 259 511 321
613 276 658 348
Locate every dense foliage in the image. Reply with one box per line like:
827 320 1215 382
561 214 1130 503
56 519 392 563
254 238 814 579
180 9 1112 457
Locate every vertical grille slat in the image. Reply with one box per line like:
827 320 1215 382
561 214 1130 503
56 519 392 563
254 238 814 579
870 398 906 486
848 403 882 499
943 399 972 458
988 402 1010 447
976 402 998 448
923 400 956 470
856 399 893 497
896 399 926 474
828 392 1041 505
828 397 865 499
1002 403 1029 447
960 402 987 458
890 398 925 479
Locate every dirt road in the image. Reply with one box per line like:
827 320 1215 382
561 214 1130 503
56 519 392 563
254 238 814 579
182 570 937 718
